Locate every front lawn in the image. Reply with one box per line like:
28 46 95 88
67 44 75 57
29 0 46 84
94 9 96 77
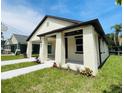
1 62 38 72
1 54 39 61
1 55 24 61
2 55 122 93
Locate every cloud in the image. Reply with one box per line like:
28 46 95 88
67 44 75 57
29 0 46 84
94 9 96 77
1 4 44 36
79 0 116 20
50 1 70 14
81 7 116 20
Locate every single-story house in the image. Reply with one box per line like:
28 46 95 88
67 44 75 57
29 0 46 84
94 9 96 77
4 34 28 54
26 15 109 75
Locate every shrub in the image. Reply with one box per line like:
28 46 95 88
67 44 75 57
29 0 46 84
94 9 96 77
76 67 80 73
15 51 20 55
67 65 71 71
53 62 58 68
80 67 93 77
35 56 40 64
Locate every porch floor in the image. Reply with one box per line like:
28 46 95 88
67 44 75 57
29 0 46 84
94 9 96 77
66 60 83 65
47 56 84 71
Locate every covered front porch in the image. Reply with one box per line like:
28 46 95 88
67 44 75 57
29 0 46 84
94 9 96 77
26 38 56 59
27 25 99 75
38 28 84 65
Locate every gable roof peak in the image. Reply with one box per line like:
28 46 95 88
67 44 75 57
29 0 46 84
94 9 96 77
27 15 82 41
45 15 82 24
11 34 28 44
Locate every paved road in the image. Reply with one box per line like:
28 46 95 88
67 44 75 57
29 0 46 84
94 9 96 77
1 61 54 80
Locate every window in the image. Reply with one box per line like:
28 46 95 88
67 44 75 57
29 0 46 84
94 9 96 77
75 36 83 53
48 44 52 54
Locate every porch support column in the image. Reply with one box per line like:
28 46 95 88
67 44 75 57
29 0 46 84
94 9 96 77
55 32 65 66
26 41 32 58
39 42 42 61
83 25 99 76
39 37 48 63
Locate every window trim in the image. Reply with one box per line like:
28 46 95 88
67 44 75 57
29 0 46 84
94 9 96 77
75 35 83 54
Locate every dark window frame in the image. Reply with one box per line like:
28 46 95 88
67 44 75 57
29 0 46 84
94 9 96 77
48 44 52 54
75 35 83 54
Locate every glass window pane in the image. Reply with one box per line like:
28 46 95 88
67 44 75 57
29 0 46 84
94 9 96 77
76 45 83 51
76 38 82 44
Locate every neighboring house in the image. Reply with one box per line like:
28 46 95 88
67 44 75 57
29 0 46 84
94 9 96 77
3 39 12 54
26 15 109 75
4 34 28 54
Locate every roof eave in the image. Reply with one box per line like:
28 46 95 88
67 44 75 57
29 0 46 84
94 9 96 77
37 19 108 44
37 19 104 36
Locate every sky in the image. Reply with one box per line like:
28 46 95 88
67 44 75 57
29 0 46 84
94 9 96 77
1 0 122 39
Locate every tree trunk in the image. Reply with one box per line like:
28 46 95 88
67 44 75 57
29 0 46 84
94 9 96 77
114 32 117 45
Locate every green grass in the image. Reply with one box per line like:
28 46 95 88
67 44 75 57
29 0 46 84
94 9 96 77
1 62 38 72
1 55 24 61
2 55 122 93
32 54 39 57
1 54 39 61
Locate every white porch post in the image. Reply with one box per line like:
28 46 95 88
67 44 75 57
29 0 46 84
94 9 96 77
83 25 99 76
39 37 48 63
26 41 32 58
39 42 42 61
55 32 65 66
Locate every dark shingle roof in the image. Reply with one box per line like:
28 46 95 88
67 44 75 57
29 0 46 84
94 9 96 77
27 15 107 43
46 15 82 24
13 34 28 44
27 15 82 41
37 19 107 43
37 19 105 37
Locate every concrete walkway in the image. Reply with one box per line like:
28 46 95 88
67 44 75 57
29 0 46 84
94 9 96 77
1 58 36 66
1 61 54 80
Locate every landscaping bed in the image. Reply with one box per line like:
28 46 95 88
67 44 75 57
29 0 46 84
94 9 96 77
1 62 38 72
2 55 122 93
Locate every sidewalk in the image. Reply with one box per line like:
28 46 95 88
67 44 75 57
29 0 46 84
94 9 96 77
1 60 54 80
1 58 36 66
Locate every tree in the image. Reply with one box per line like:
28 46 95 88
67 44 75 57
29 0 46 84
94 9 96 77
111 24 122 46
115 0 122 5
105 33 115 50
1 22 8 40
